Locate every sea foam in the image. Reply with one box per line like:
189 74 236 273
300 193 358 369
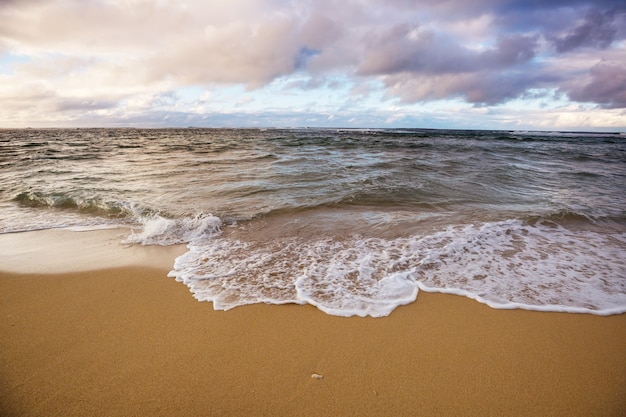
167 218 626 317
124 212 222 246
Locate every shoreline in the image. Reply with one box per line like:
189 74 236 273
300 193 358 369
0 227 187 274
2 264 625 416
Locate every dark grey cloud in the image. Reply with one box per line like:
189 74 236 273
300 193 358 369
480 34 538 67
381 67 558 106
552 8 619 53
354 22 540 105
489 1 625 48
358 25 537 76
564 63 626 108
352 1 626 107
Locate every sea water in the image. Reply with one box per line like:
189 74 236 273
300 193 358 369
1 128 625 316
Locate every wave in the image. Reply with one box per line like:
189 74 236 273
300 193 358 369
526 209 626 228
167 217 626 317
124 212 222 246
10 190 224 245
4 128 625 318
13 191 134 217
510 130 622 138
526 210 594 225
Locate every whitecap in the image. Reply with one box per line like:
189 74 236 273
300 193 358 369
167 219 626 317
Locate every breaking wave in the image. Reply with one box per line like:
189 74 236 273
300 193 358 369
167 217 626 317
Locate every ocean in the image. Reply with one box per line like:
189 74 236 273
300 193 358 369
1 127 625 317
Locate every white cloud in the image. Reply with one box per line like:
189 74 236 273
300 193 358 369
0 0 624 129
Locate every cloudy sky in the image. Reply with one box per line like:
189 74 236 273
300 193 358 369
1 0 625 130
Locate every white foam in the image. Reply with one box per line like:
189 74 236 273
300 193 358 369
293 239 419 317
124 213 222 246
412 220 626 315
167 219 626 317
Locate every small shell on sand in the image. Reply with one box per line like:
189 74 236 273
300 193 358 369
311 373 324 379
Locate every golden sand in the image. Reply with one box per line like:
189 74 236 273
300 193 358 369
1 265 625 417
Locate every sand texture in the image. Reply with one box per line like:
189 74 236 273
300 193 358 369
1 265 625 417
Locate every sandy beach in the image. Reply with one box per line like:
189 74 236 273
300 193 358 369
1 230 626 416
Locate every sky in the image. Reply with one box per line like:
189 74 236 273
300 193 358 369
0 0 625 131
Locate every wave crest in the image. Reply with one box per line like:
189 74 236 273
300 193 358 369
124 213 222 246
14 191 132 217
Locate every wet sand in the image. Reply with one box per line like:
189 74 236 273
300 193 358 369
1 266 625 416
1 229 625 416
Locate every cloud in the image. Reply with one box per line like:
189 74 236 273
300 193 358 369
380 69 554 105
358 25 538 74
144 16 302 87
552 7 619 53
564 63 626 108
354 23 540 104
0 0 625 128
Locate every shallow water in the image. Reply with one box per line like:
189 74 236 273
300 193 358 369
1 127 625 316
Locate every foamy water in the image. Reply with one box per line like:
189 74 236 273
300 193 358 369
1 128 625 316
165 218 626 316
